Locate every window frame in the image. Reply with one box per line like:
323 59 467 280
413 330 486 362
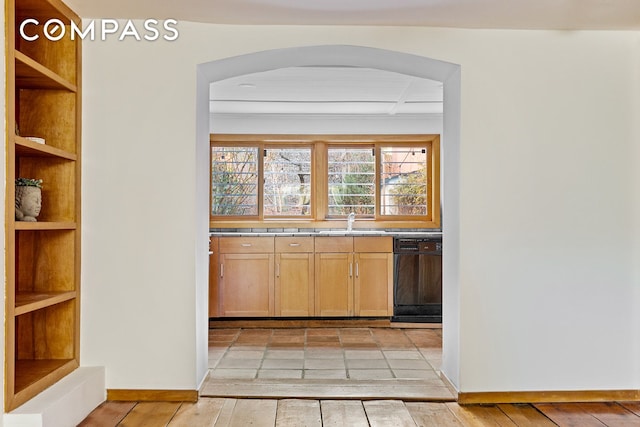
210 134 440 229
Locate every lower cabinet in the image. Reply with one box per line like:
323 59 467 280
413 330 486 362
315 236 393 317
211 235 392 318
275 237 315 316
208 237 219 317
315 238 354 316
354 252 393 316
218 237 275 317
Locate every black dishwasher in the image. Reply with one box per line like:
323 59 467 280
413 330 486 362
392 237 442 323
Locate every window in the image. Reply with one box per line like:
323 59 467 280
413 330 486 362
327 147 375 216
264 147 312 217
211 146 258 216
380 146 429 216
211 135 440 227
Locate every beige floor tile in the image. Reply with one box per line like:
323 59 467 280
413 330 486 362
261 359 305 369
383 350 423 360
305 359 346 370
257 369 303 379
392 369 439 379
229 345 267 351
225 350 265 359
348 369 394 380
386 359 432 370
303 369 347 379
208 350 226 359
265 349 305 359
344 350 384 359
305 349 344 359
217 358 262 369
210 369 257 379
346 359 389 369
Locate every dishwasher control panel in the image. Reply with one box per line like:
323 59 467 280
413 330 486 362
394 238 442 254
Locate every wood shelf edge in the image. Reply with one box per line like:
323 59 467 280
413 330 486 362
14 50 77 92
14 221 77 230
14 135 77 160
15 291 77 316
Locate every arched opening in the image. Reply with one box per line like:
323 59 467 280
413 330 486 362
195 45 461 391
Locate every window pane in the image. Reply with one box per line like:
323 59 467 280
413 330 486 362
264 148 312 216
327 148 375 216
211 146 258 216
380 146 428 216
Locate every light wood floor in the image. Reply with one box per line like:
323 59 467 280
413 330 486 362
79 398 640 426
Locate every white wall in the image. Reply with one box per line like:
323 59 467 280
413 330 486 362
80 22 640 393
633 35 640 384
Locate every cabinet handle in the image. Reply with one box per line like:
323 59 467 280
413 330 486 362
349 263 353 278
276 263 280 278
288 243 301 247
220 264 224 278
241 243 252 247
208 251 214 255
355 262 359 278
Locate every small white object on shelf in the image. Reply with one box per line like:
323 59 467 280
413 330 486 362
25 136 45 145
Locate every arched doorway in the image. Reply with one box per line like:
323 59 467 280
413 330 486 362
195 45 461 390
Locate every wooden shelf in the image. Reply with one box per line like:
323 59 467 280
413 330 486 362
15 50 77 91
15 135 77 160
14 359 77 394
14 221 76 231
15 291 76 316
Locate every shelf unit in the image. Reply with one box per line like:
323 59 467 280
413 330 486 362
5 0 81 411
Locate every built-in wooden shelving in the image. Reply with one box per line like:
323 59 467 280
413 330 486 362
5 0 81 411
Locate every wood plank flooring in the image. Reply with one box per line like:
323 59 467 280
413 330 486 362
78 398 640 426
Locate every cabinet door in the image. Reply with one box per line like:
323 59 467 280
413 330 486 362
275 253 314 317
354 252 393 316
208 237 219 317
315 252 353 316
219 253 274 317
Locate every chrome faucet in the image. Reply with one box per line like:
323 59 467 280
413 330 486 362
347 212 356 232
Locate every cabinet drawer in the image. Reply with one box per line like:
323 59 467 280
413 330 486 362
315 236 353 252
354 236 392 253
275 236 314 253
219 237 274 253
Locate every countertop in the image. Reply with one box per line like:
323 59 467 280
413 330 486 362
209 230 442 239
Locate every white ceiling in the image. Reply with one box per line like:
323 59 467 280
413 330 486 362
210 67 443 116
67 0 640 30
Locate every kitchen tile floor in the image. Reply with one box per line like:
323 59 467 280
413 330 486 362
208 327 442 381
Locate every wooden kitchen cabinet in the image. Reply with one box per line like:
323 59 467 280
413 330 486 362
354 237 393 316
219 237 274 317
314 237 354 316
212 235 392 319
208 237 219 317
275 237 314 317
314 236 393 317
